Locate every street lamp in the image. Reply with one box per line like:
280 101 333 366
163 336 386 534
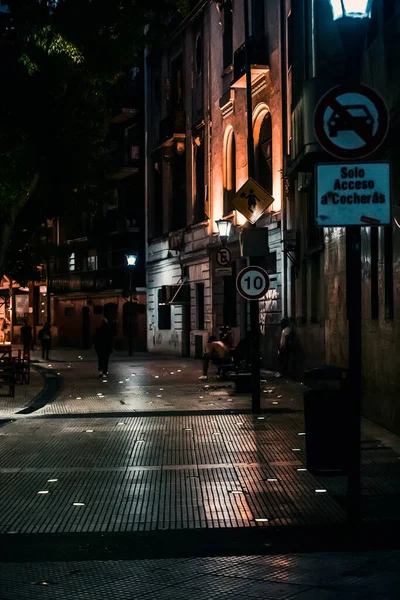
125 253 138 356
329 0 371 20
126 254 137 267
215 218 232 246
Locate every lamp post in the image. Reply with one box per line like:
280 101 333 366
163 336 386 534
330 0 371 525
125 253 137 357
243 0 260 413
215 218 232 246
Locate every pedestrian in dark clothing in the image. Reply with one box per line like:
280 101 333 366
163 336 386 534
38 321 51 360
276 317 292 377
93 318 113 377
20 321 33 354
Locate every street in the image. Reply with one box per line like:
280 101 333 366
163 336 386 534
1 352 400 598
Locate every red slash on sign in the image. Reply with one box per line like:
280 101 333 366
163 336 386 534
314 84 389 160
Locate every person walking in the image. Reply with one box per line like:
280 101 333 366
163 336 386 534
20 320 33 354
93 318 113 377
38 321 51 361
276 317 292 378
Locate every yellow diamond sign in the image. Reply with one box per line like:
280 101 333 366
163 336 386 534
230 177 274 224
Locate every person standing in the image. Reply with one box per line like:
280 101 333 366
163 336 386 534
276 317 292 378
38 321 52 360
1 317 10 344
20 320 33 354
93 318 113 377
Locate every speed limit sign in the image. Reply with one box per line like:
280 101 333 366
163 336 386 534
236 266 270 300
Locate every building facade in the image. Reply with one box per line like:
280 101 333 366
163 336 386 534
286 0 400 432
145 0 285 362
50 71 147 350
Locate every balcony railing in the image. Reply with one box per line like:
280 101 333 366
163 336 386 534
231 37 269 89
159 110 186 145
50 268 126 294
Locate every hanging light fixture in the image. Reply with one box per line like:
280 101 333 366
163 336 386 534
125 253 138 267
329 0 372 20
215 218 232 246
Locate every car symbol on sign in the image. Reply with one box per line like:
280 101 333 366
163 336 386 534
328 105 374 138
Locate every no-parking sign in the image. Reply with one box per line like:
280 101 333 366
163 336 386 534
314 84 389 160
236 266 270 300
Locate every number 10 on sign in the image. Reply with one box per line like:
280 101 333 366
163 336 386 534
236 266 270 300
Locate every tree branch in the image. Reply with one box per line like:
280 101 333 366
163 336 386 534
0 173 41 279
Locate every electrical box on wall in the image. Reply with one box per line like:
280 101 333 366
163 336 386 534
240 228 269 258
283 230 298 252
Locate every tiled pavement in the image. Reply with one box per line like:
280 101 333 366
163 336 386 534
26 349 304 415
1 411 400 535
0 368 43 416
0 413 346 533
1 350 400 599
1 552 400 599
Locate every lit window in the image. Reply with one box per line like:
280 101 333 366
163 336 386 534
329 0 371 20
223 127 236 216
68 253 75 271
87 255 98 270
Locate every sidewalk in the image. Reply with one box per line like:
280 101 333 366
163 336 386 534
0 367 44 418
28 348 305 415
1 550 400 600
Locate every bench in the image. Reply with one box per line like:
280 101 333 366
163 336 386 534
0 360 16 397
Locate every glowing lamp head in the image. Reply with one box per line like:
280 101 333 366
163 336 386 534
329 0 371 20
126 253 137 267
215 218 232 245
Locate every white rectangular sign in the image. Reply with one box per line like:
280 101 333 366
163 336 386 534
215 267 232 277
315 163 391 227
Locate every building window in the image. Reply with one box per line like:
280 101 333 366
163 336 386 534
255 112 272 195
171 152 187 230
301 259 308 323
68 253 76 271
193 133 205 223
196 283 205 329
87 254 98 271
152 157 163 238
223 263 237 327
222 1 233 69
370 227 379 320
310 254 321 322
196 34 203 76
384 225 394 320
158 289 171 330
223 127 236 216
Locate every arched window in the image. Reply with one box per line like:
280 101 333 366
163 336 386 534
223 127 236 216
254 112 272 195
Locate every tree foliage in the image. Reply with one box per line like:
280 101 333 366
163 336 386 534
0 0 183 282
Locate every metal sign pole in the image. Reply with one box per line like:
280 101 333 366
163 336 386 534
244 0 260 412
346 226 362 524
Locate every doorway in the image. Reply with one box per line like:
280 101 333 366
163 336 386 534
181 303 191 357
82 306 90 349
104 303 118 337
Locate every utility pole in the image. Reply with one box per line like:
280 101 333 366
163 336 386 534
244 0 260 412
128 269 133 357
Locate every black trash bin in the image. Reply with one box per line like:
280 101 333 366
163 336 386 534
303 366 350 476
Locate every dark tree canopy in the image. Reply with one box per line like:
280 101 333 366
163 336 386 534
0 0 186 282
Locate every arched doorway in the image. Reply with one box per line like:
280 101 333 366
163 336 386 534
253 105 272 195
82 306 90 349
122 301 147 351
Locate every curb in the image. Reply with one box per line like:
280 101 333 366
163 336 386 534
16 366 63 415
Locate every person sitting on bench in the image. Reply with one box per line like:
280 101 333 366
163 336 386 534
232 333 252 372
199 334 232 380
